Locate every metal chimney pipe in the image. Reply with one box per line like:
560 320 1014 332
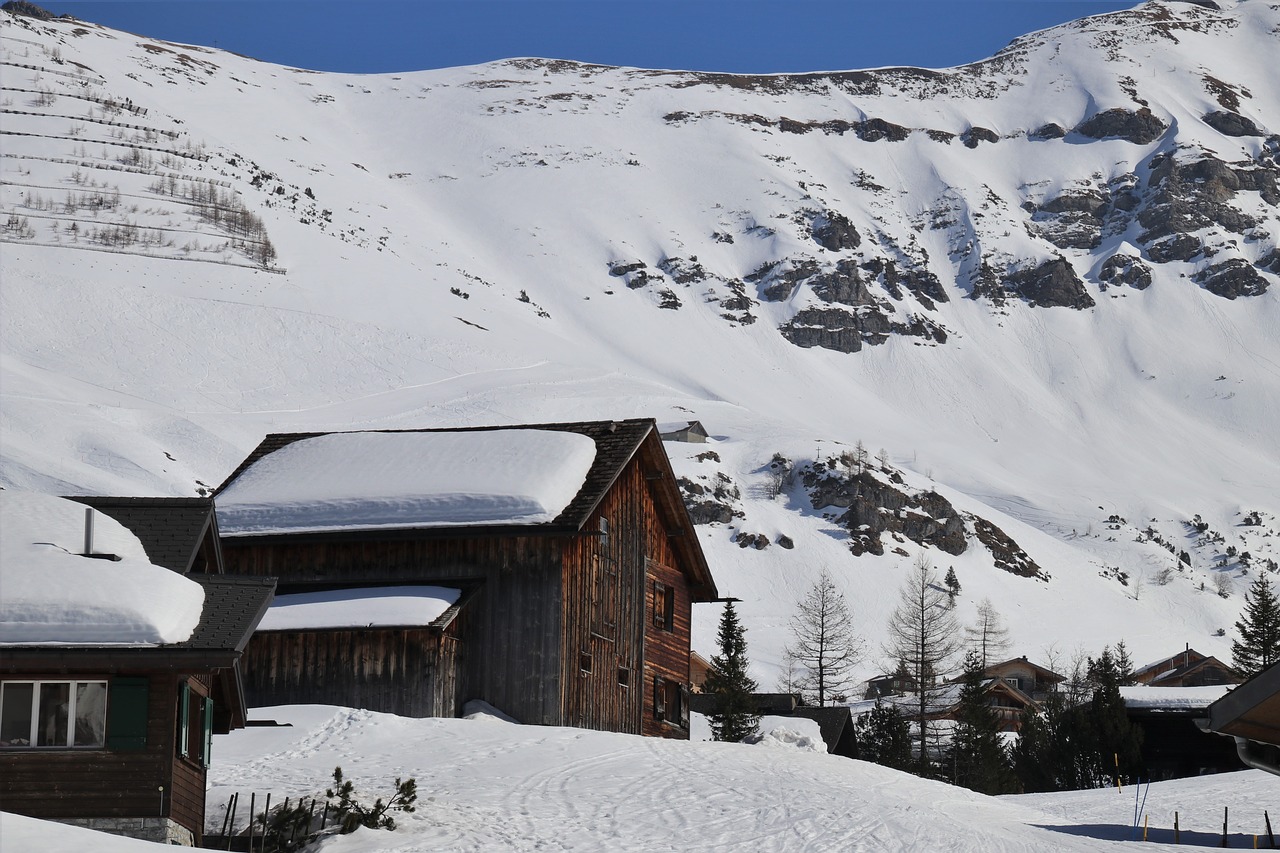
83 507 94 556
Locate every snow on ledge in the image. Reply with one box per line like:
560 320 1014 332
217 430 597 536
257 586 460 631
0 491 205 646
1120 684 1232 709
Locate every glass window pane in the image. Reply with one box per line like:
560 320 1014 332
1 684 34 746
37 683 70 746
74 683 108 747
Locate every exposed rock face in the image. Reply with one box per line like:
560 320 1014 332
1029 123 1067 140
861 258 949 305
677 473 743 524
1194 259 1269 298
1075 107 1167 144
1099 254 1153 290
1146 234 1203 263
802 463 967 556
811 210 861 251
1031 190 1108 250
967 515 1046 579
780 307 947 353
1002 258 1095 309
1258 249 1280 274
855 118 910 142
961 126 1000 148
1 1 54 19
1203 111 1264 137
1137 155 1275 247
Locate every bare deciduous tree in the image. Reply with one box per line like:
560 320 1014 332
786 567 863 706
885 555 960 772
965 597 1011 667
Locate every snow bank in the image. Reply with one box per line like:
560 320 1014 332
1 812 177 853
745 714 826 752
0 492 205 645
257 586 460 631
217 430 597 536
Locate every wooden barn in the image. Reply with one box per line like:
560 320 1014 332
0 494 274 847
215 419 719 738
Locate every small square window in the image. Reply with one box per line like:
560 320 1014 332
617 668 630 688
580 653 592 674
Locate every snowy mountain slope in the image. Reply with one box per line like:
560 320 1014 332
1 1 1278 684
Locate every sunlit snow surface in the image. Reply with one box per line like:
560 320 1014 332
217 430 596 536
257 586 460 631
0 491 204 645
196 705 1276 851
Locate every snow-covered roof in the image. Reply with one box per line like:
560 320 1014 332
0 491 205 646
257 586 461 631
1120 685 1232 710
217 429 597 536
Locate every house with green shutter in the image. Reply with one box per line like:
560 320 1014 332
0 492 274 847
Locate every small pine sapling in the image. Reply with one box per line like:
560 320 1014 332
326 766 418 833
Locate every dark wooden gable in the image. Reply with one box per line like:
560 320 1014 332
65 496 224 574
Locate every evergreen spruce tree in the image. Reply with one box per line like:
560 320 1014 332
1232 576 1280 678
854 702 914 771
1085 647 1144 785
1113 640 1136 686
945 650 1017 793
943 567 961 605
704 600 760 742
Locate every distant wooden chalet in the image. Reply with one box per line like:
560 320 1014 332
689 650 714 692
980 656 1065 702
0 497 274 847
658 420 710 444
215 419 719 739
1133 646 1241 688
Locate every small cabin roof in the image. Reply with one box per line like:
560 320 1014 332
65 495 221 574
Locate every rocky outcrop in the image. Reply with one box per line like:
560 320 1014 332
961 126 1000 148
1099 254 1153 289
1146 234 1203 263
1030 190 1108 250
861 258 949 305
1003 258 1095 309
802 463 967 556
780 307 947 353
677 473 743 525
811 210 861 251
967 515 1046 579
1194 259 1269 299
1137 154 1275 247
1203 111 1264 137
1075 107 1167 144
1029 123 1067 140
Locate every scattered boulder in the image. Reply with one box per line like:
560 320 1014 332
733 532 770 550
1203 111 1264 137
776 535 795 550
1194 259 1269 299
968 515 1046 579
1075 107 1166 144
1257 249 1280 274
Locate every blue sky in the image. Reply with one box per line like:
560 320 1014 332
53 1 1137 74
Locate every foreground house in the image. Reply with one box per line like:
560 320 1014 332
1198 661 1280 777
215 419 718 738
1121 685 1245 779
0 492 274 846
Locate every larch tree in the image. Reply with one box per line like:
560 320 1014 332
885 555 961 774
786 567 863 706
704 600 761 742
1232 575 1280 678
964 598 1011 668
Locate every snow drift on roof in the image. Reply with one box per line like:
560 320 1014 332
0 491 205 646
1120 684 1232 710
257 586 461 631
217 430 598 536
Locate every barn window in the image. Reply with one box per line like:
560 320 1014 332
652 677 688 728
617 667 630 688
0 680 108 748
653 583 674 631
580 653 593 674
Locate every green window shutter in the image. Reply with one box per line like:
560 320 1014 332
105 676 149 750
201 696 214 768
177 683 190 758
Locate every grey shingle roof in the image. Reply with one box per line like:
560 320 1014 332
65 496 219 574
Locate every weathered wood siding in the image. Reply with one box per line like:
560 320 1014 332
0 672 205 842
642 556 693 739
559 460 656 734
222 536 564 725
242 627 462 717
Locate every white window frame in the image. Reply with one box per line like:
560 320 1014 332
0 679 108 749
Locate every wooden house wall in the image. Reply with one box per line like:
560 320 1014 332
559 460 651 734
222 536 564 725
0 672 205 841
242 627 461 717
642 508 694 740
